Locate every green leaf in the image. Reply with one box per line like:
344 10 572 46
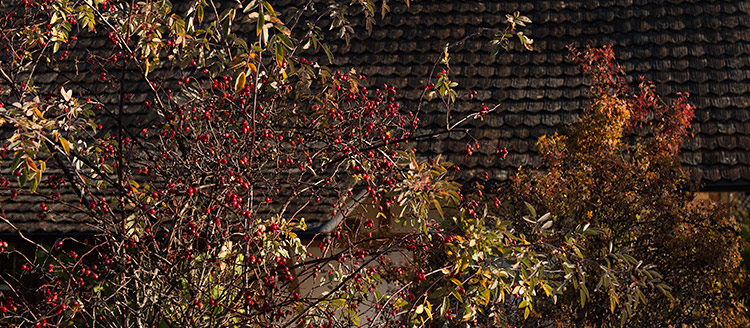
29 173 38 193
433 199 444 219
256 10 265 36
461 303 473 321
609 291 618 313
450 289 463 303
197 5 204 24
579 287 587 307
480 288 490 306
524 202 536 217
261 1 275 17
10 151 23 172
322 44 334 64
656 284 674 301
18 170 28 187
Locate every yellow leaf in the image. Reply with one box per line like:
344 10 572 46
433 199 444 218
60 137 70 155
234 71 246 93
145 58 151 76
25 157 39 173
33 108 44 119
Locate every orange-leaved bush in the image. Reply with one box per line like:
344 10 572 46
496 46 748 327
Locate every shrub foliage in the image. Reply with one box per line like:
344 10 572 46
0 1 745 327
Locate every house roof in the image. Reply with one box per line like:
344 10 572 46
321 0 750 187
3 0 750 235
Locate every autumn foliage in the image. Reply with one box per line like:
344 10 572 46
497 46 749 327
0 1 747 328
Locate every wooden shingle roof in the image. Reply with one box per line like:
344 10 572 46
319 0 750 187
3 0 750 235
